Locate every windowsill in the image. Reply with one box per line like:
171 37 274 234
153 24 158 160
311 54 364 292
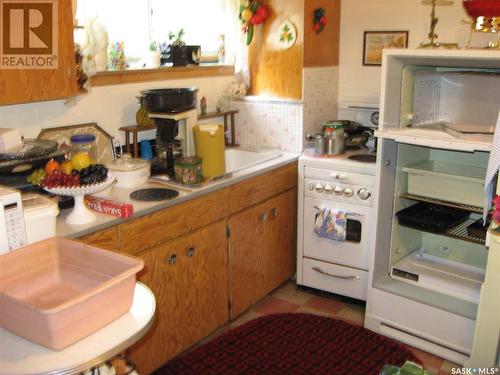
89 64 235 87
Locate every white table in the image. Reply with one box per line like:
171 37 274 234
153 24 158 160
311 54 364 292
0 283 156 375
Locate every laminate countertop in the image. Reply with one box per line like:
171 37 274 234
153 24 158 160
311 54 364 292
55 150 299 239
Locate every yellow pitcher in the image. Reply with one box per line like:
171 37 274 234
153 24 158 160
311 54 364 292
193 124 226 178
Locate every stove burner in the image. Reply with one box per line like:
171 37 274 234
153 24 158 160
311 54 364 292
348 154 376 163
130 188 179 202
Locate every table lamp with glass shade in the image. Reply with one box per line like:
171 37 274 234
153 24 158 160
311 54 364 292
420 0 459 48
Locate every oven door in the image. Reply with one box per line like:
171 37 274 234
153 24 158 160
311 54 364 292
303 196 371 270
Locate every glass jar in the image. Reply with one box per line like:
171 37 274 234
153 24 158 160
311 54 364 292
70 134 97 162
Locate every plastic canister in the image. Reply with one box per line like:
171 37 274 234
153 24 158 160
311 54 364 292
22 193 59 244
193 124 225 178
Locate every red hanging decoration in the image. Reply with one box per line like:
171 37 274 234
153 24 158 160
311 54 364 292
313 8 327 34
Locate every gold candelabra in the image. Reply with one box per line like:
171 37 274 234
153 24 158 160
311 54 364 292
419 0 459 49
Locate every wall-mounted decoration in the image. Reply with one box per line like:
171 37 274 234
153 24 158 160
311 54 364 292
239 1 270 45
278 21 298 49
313 8 328 34
362 31 409 66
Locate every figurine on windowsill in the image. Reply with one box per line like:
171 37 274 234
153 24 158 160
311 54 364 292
200 97 207 116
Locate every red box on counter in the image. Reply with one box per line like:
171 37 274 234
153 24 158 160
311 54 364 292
84 196 134 218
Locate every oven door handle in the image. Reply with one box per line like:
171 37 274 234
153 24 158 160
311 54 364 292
312 266 361 281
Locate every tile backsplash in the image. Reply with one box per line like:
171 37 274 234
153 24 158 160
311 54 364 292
231 98 303 153
231 66 338 153
303 66 339 142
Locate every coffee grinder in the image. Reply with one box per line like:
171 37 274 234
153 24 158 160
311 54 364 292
149 108 198 176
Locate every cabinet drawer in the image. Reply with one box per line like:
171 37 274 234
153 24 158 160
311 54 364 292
119 189 229 255
302 258 368 300
229 162 297 215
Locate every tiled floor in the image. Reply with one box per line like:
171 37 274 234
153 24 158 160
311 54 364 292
224 281 461 375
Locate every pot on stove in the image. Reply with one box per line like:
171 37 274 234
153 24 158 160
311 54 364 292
324 132 344 156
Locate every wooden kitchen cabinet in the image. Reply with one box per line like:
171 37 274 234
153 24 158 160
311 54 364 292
128 220 229 375
0 0 78 105
228 188 297 318
118 189 229 255
77 227 120 252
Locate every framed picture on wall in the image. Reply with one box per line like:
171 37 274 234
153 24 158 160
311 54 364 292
362 31 409 66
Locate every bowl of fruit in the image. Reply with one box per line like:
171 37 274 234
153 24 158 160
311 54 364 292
28 155 115 225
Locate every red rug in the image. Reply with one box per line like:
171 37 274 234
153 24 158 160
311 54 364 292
154 313 417 375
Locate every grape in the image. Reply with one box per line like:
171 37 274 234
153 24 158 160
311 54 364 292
27 168 46 186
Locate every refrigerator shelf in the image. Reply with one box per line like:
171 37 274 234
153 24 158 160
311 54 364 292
399 193 483 214
398 218 486 245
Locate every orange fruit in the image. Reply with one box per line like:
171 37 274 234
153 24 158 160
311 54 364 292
44 159 60 176
60 160 73 175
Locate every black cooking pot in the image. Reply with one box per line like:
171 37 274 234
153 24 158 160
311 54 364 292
141 87 198 113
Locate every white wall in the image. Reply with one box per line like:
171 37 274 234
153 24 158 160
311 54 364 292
338 0 491 105
0 75 235 144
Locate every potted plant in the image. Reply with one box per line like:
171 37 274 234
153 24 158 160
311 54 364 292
148 41 161 68
168 29 188 66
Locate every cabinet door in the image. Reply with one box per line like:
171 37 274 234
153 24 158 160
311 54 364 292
228 197 277 318
229 189 296 318
270 188 297 288
0 0 77 105
128 220 228 375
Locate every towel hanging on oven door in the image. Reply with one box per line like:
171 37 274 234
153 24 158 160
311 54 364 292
314 207 347 242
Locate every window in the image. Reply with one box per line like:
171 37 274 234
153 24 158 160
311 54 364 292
75 0 238 68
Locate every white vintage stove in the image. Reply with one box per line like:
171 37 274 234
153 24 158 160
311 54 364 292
297 105 379 300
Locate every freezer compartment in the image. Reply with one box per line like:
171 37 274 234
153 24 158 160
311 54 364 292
390 250 484 304
378 50 500 151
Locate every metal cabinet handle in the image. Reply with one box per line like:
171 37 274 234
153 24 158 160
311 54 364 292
312 266 360 280
259 213 268 222
187 246 195 257
168 254 177 265
270 207 279 219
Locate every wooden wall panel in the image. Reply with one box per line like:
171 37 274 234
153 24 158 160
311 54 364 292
304 0 341 67
248 0 304 100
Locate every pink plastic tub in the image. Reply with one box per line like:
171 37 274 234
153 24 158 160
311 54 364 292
0 237 144 350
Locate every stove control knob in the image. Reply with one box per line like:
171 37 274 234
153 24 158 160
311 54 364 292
314 183 324 192
344 187 354 198
358 188 371 200
308 182 315 191
333 185 344 195
324 184 334 194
